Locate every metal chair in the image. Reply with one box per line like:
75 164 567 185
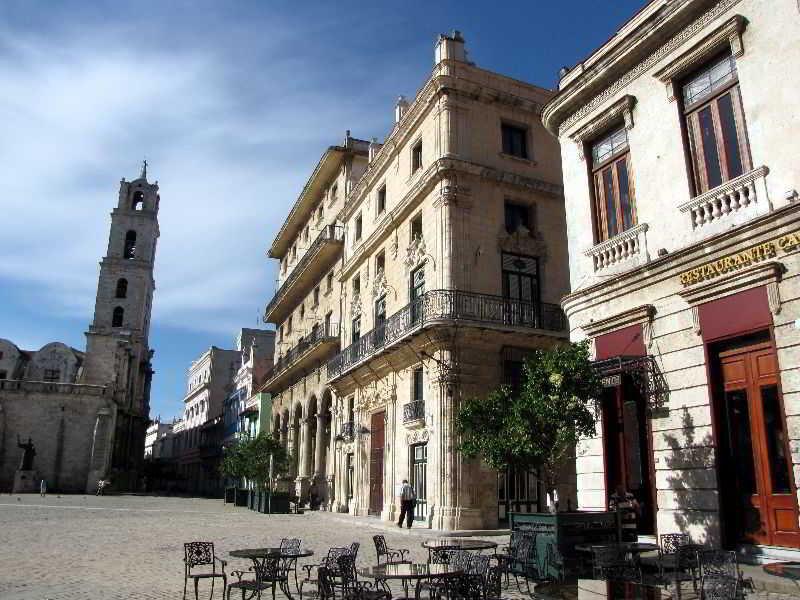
337 554 391 600
302 546 350 597
512 532 541 591
591 545 641 582
484 565 503 600
184 541 227 600
372 534 410 565
348 542 360 560
299 566 336 600
699 550 739 600
280 537 302 592
227 555 284 600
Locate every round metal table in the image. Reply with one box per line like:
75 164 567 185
574 542 658 554
763 562 800 580
422 537 497 563
229 547 314 600
358 562 463 599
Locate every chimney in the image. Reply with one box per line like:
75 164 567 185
435 30 466 65
395 96 409 123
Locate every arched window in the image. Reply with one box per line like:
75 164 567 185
112 306 124 327
131 191 144 211
115 278 128 298
124 231 137 259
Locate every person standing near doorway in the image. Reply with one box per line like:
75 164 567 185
39 479 47 498
397 479 416 529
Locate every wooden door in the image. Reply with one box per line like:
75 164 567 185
369 411 385 515
717 342 799 547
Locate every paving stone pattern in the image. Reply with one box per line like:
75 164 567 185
0 495 796 599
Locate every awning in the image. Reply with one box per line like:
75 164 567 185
593 354 668 411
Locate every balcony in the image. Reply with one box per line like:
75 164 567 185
341 421 355 441
585 223 649 272
265 225 344 324
327 289 567 380
403 400 425 428
260 323 340 393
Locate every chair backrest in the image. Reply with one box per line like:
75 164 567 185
184 542 214 568
324 547 350 570
348 542 360 559
448 549 471 572
336 554 358 590
372 535 388 558
516 532 537 562
280 537 302 554
701 575 738 600
253 556 282 581
469 555 490 577
485 566 502 600
660 533 689 555
700 550 737 579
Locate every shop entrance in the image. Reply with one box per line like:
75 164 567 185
369 411 385 515
713 337 799 547
601 375 656 535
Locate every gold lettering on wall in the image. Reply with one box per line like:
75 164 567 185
679 232 798 287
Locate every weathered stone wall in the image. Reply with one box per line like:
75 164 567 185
0 384 113 492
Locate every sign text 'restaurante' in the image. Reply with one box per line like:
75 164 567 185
679 231 800 287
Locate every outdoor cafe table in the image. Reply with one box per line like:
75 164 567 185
358 563 463 600
229 547 314 600
421 538 497 562
763 562 800 580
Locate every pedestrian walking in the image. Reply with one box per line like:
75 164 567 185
397 479 416 529
39 479 46 498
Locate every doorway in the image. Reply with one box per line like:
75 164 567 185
601 375 656 535
502 253 540 326
713 336 799 547
369 411 385 515
411 443 428 521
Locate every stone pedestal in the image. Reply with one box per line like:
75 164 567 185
12 470 39 493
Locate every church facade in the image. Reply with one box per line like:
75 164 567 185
0 165 159 493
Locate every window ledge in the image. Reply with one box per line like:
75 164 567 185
584 223 650 272
498 152 536 165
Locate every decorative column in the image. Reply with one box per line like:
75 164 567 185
288 424 299 479
296 416 313 499
314 413 326 479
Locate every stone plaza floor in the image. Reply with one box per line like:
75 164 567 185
0 494 797 599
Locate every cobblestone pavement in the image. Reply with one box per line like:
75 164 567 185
0 495 796 600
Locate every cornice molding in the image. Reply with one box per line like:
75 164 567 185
544 0 742 137
652 15 747 101
581 304 656 338
569 95 636 160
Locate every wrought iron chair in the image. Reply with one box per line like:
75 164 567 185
511 531 541 591
422 550 472 599
280 537 303 592
544 539 566 582
299 566 336 600
591 545 641 582
699 550 740 600
227 555 284 600
302 546 350 597
184 541 227 600
372 535 410 565
337 554 392 600
348 542 361 560
484 565 503 600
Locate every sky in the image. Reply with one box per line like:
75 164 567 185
0 0 645 421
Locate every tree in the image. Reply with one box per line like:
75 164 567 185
456 341 601 504
220 432 291 489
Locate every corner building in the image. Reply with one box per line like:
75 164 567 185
321 32 568 531
542 0 800 555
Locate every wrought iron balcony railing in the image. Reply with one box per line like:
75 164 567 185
403 400 425 424
341 421 355 441
328 289 566 379
261 322 340 387
265 225 344 322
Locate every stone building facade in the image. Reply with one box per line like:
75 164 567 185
0 165 159 492
263 33 570 530
542 0 800 556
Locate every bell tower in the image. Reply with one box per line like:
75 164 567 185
81 161 159 482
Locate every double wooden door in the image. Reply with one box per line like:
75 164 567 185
716 341 799 547
369 411 385 515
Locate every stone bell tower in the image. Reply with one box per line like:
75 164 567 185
81 161 159 486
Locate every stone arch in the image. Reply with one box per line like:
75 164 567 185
131 191 144 211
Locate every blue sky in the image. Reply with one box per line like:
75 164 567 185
0 0 645 420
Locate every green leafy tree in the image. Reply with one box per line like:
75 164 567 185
456 341 601 499
220 436 250 486
220 432 291 489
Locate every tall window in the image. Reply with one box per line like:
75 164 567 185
326 271 334 292
375 251 385 274
411 140 423 173
504 201 530 234
313 286 320 307
123 230 137 259
112 306 124 327
287 316 293 334
317 204 324 223
351 316 361 343
411 213 423 242
377 185 386 215
682 52 751 194
43 369 60 382
591 126 635 241
331 184 338 203
410 265 425 323
354 213 363 241
131 191 144 211
353 275 361 296
412 367 424 402
115 278 128 299
501 123 529 159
